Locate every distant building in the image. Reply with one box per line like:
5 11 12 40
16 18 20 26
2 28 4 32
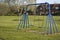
50 4 60 13
36 4 60 15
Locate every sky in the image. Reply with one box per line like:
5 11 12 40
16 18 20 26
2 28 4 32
36 0 60 4
0 0 60 4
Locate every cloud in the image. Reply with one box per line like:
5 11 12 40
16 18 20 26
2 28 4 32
36 0 60 4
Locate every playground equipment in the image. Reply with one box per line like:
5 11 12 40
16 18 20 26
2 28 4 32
44 3 58 34
18 2 58 34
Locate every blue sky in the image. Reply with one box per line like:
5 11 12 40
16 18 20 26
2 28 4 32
36 0 60 4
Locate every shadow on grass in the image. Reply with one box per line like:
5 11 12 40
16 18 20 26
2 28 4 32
0 38 5 40
12 19 22 21
56 19 60 21
0 26 17 32
34 19 44 21
12 19 44 21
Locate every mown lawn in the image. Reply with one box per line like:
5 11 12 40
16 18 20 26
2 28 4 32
0 16 60 40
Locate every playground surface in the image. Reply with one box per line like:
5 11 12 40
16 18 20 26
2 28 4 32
0 16 60 40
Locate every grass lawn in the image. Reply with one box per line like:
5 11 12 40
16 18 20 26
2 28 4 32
0 16 60 40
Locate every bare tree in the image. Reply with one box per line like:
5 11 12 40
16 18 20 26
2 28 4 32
4 0 16 6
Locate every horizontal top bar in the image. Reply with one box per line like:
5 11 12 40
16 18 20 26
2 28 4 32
27 2 50 6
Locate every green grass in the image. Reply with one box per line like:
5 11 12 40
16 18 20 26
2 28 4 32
0 16 60 40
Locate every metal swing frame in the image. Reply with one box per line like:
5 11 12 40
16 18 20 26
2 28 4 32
18 2 58 34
